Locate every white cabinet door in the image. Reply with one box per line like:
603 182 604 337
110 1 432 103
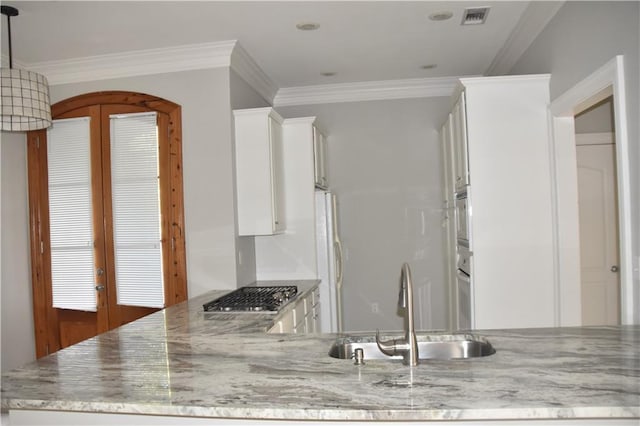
451 93 470 190
309 287 321 333
577 143 620 325
293 298 307 333
313 126 328 189
269 116 285 232
234 108 285 236
268 286 321 334
456 270 472 330
268 309 295 333
441 114 455 202
440 115 458 330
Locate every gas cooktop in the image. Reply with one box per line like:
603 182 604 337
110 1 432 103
202 285 298 313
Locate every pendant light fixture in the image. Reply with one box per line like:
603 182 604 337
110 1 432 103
1 5 51 131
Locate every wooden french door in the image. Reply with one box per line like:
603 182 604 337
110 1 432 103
27 92 187 357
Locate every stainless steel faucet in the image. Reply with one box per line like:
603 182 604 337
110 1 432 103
375 262 419 366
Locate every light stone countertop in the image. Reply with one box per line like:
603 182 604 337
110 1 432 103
1 280 639 422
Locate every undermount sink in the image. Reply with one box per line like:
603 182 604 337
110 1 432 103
328 333 495 361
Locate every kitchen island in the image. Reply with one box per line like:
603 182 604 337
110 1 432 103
2 281 639 425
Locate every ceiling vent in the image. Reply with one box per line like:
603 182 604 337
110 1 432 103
461 7 490 25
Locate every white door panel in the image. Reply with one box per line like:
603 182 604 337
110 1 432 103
577 143 620 325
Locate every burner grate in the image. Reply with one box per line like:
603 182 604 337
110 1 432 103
203 286 298 313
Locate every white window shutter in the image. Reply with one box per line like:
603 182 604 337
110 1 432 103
110 112 165 308
47 117 97 312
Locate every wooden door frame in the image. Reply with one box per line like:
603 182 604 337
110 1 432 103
548 55 635 325
28 91 188 357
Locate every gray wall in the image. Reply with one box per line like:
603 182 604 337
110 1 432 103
510 1 639 321
49 68 242 297
229 69 271 287
279 97 450 332
0 67 251 371
575 98 614 134
1 131 36 372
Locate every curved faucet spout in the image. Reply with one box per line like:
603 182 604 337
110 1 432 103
375 263 419 366
375 329 407 356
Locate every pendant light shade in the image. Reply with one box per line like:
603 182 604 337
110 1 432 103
1 5 51 131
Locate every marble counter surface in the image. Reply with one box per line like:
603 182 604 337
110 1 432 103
2 281 639 422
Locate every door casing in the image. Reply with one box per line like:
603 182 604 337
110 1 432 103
549 55 635 325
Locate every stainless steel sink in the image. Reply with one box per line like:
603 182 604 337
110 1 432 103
328 333 495 361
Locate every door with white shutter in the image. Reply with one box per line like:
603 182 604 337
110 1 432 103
27 92 187 357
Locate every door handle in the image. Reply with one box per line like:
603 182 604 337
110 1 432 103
95 285 105 292
610 265 619 273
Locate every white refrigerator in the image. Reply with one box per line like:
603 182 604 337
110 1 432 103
315 191 344 333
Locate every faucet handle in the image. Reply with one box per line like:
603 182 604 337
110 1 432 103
376 329 401 356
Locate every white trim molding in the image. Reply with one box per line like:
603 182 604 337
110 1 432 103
574 132 614 146
549 55 635 325
230 43 278 104
273 76 460 107
27 41 237 86
486 1 564 76
20 39 459 105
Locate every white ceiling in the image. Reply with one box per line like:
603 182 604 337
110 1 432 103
2 1 534 89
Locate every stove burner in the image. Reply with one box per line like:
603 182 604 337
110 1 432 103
203 286 298 313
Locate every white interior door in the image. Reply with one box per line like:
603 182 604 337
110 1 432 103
576 142 620 325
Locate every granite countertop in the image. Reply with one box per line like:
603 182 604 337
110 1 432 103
2 280 639 422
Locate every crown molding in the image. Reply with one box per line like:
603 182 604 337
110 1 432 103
230 43 278 104
25 41 236 86
460 73 551 86
486 1 565 76
273 76 459 107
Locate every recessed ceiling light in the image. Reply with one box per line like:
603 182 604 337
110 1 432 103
296 22 320 31
421 64 437 70
320 72 336 77
428 11 453 21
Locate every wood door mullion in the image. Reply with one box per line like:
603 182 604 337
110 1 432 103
100 106 120 329
38 135 60 355
89 104 110 334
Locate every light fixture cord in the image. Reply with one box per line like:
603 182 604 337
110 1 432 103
6 13 12 68
2 11 13 68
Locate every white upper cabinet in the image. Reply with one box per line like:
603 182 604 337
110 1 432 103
313 125 329 189
440 113 455 205
234 107 285 236
451 93 470 191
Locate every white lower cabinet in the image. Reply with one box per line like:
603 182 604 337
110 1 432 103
268 286 320 334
